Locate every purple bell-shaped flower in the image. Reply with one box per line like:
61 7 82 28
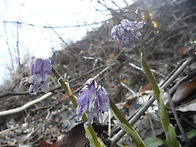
75 78 110 125
29 58 52 94
111 19 144 47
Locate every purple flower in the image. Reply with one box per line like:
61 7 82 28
29 58 52 94
75 78 110 125
111 19 144 47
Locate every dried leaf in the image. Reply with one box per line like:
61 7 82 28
34 140 56 147
139 83 151 92
176 99 196 112
61 93 68 100
177 46 185 54
61 89 74 100
108 53 114 58
50 123 108 147
50 123 89 147
169 77 196 106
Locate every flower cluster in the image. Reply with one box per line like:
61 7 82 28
75 78 110 125
29 58 52 94
111 19 144 47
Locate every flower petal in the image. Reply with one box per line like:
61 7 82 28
111 19 144 47
75 78 110 125
29 58 52 94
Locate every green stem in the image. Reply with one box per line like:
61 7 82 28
52 67 101 147
133 47 160 103
110 98 145 147
133 47 179 146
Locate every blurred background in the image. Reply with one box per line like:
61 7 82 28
0 0 131 85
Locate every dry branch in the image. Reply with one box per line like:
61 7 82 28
0 92 52 116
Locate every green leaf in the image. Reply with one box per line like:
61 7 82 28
159 90 170 132
144 137 166 147
186 130 196 140
98 137 106 147
166 124 179 147
109 98 145 146
120 123 145 147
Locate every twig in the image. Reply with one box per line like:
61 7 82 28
0 92 52 116
93 62 116 79
141 95 156 138
3 19 111 29
146 111 156 137
4 24 14 69
121 82 156 137
49 26 83 59
180 115 196 130
0 91 30 98
0 125 19 135
166 92 189 143
129 62 166 78
69 65 107 83
16 21 21 67
120 82 136 97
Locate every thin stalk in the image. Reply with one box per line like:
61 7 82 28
133 47 180 146
133 47 160 102
52 67 101 147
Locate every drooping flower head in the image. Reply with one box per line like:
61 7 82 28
75 78 110 125
29 58 52 94
111 19 144 47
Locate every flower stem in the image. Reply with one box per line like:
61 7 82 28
133 47 160 102
52 67 102 147
133 47 179 146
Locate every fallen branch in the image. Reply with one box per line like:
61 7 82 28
0 91 30 98
0 125 19 135
0 92 52 116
